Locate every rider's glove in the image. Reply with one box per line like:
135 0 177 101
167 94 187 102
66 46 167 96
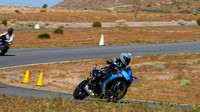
106 60 114 65
5 40 11 45
99 67 108 75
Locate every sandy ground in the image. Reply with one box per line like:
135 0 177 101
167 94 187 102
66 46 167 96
6 21 197 29
0 53 200 105
0 5 199 29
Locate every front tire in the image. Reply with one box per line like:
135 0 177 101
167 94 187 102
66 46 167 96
0 46 8 56
106 81 128 102
73 79 89 100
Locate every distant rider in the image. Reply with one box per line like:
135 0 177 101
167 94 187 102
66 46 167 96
88 53 132 87
0 28 15 45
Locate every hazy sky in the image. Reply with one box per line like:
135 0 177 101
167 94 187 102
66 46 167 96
0 0 63 7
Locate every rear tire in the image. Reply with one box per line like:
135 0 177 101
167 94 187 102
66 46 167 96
73 80 89 100
106 81 128 102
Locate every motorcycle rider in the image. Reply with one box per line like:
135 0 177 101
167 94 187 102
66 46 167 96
88 53 132 88
0 28 15 45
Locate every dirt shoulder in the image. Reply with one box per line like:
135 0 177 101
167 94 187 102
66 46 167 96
0 27 199 49
0 53 200 105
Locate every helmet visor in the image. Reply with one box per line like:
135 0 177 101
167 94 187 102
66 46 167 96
123 56 130 65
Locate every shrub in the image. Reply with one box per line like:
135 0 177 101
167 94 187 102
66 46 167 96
115 19 128 27
155 65 165 71
146 77 152 82
42 4 48 8
146 4 151 7
40 25 45 28
181 79 190 86
192 106 200 112
92 22 102 27
186 62 193 65
15 10 21 14
2 20 7 26
32 30 38 33
197 18 200 25
197 59 200 63
37 33 50 39
58 26 64 29
40 10 46 12
27 21 35 28
120 28 133 32
191 66 200 69
12 22 23 28
10 19 17 23
183 73 191 80
54 28 64 34
147 64 165 71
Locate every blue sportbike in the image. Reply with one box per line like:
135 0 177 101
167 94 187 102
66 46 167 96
73 64 138 102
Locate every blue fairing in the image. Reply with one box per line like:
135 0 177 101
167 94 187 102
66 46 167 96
121 70 131 81
109 75 118 81
109 67 133 83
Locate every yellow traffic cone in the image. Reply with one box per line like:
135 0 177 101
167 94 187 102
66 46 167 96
22 70 30 83
36 72 43 86
99 34 104 46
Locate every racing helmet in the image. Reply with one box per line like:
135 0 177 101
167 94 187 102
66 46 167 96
120 53 132 66
8 28 13 35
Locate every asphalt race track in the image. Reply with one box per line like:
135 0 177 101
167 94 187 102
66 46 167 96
1 41 200 69
0 41 200 109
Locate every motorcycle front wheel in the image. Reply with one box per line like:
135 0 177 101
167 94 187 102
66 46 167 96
73 79 89 100
106 81 128 102
0 46 9 56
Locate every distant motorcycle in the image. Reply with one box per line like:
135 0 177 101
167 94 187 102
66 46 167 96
73 64 138 102
0 35 10 56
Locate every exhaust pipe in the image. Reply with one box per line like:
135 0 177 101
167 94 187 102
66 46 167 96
84 85 95 96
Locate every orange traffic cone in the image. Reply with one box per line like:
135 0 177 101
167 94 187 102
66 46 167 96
36 72 43 86
22 70 30 83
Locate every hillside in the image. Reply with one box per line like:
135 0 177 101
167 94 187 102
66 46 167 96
54 0 136 9
54 0 200 13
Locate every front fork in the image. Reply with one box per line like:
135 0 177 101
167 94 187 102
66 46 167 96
84 78 95 96
84 85 95 96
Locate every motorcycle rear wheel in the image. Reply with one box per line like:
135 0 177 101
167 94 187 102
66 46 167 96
106 81 128 102
73 79 89 100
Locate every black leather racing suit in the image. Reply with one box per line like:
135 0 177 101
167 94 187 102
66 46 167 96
92 58 125 82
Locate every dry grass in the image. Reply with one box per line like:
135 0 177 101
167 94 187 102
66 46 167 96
0 27 199 49
0 96 183 112
1 11 200 22
0 59 110 93
0 53 200 105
